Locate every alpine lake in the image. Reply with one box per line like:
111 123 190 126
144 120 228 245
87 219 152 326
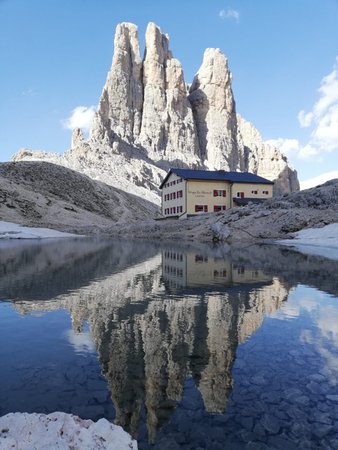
1 238 338 450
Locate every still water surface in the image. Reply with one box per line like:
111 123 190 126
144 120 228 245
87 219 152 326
1 239 338 449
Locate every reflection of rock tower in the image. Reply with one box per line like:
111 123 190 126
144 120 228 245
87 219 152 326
197 295 238 412
195 278 289 412
140 298 198 443
102 314 146 437
5 242 289 444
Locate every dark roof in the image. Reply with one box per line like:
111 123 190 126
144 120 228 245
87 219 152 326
159 168 274 189
233 197 267 206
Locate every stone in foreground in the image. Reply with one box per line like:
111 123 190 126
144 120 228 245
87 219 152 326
0 412 137 450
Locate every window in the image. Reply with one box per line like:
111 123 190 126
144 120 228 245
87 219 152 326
237 192 245 198
262 190 269 195
251 190 258 195
173 207 176 214
173 192 176 199
213 190 226 197
214 205 226 212
195 205 208 213
195 255 208 263
214 270 227 277
177 190 183 198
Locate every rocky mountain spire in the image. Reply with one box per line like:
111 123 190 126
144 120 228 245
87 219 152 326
237 115 300 195
13 21 300 203
90 22 143 145
189 48 240 170
139 23 200 167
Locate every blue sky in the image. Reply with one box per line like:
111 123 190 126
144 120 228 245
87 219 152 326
1 0 338 187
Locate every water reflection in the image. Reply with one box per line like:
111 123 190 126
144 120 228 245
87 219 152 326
162 249 271 290
1 239 338 448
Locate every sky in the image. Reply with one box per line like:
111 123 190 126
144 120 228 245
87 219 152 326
1 0 338 188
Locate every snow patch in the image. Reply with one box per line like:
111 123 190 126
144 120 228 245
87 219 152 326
0 221 81 239
0 412 137 450
278 223 338 261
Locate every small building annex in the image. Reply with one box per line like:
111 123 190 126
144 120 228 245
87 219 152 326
159 168 274 219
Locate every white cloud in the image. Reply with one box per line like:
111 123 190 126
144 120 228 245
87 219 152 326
298 143 320 160
219 8 240 21
22 88 37 97
312 104 338 151
266 138 300 156
313 61 338 119
65 329 96 353
270 57 338 165
295 57 338 157
300 170 338 190
298 110 313 128
62 105 96 132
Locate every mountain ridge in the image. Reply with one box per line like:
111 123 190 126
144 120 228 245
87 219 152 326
12 22 299 205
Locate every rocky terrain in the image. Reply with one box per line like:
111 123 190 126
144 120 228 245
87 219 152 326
109 179 338 243
1 159 336 242
12 22 299 205
0 161 157 233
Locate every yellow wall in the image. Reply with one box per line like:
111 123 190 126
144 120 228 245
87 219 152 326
186 253 231 286
162 172 186 216
231 183 273 206
162 174 273 217
162 250 272 289
186 180 231 214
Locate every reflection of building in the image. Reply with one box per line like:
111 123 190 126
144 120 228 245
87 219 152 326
6 243 288 446
162 250 271 290
160 168 274 218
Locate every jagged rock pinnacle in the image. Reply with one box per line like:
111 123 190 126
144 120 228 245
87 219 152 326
12 21 299 203
189 48 240 170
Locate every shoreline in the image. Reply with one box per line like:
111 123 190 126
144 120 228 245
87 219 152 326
1 218 338 263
